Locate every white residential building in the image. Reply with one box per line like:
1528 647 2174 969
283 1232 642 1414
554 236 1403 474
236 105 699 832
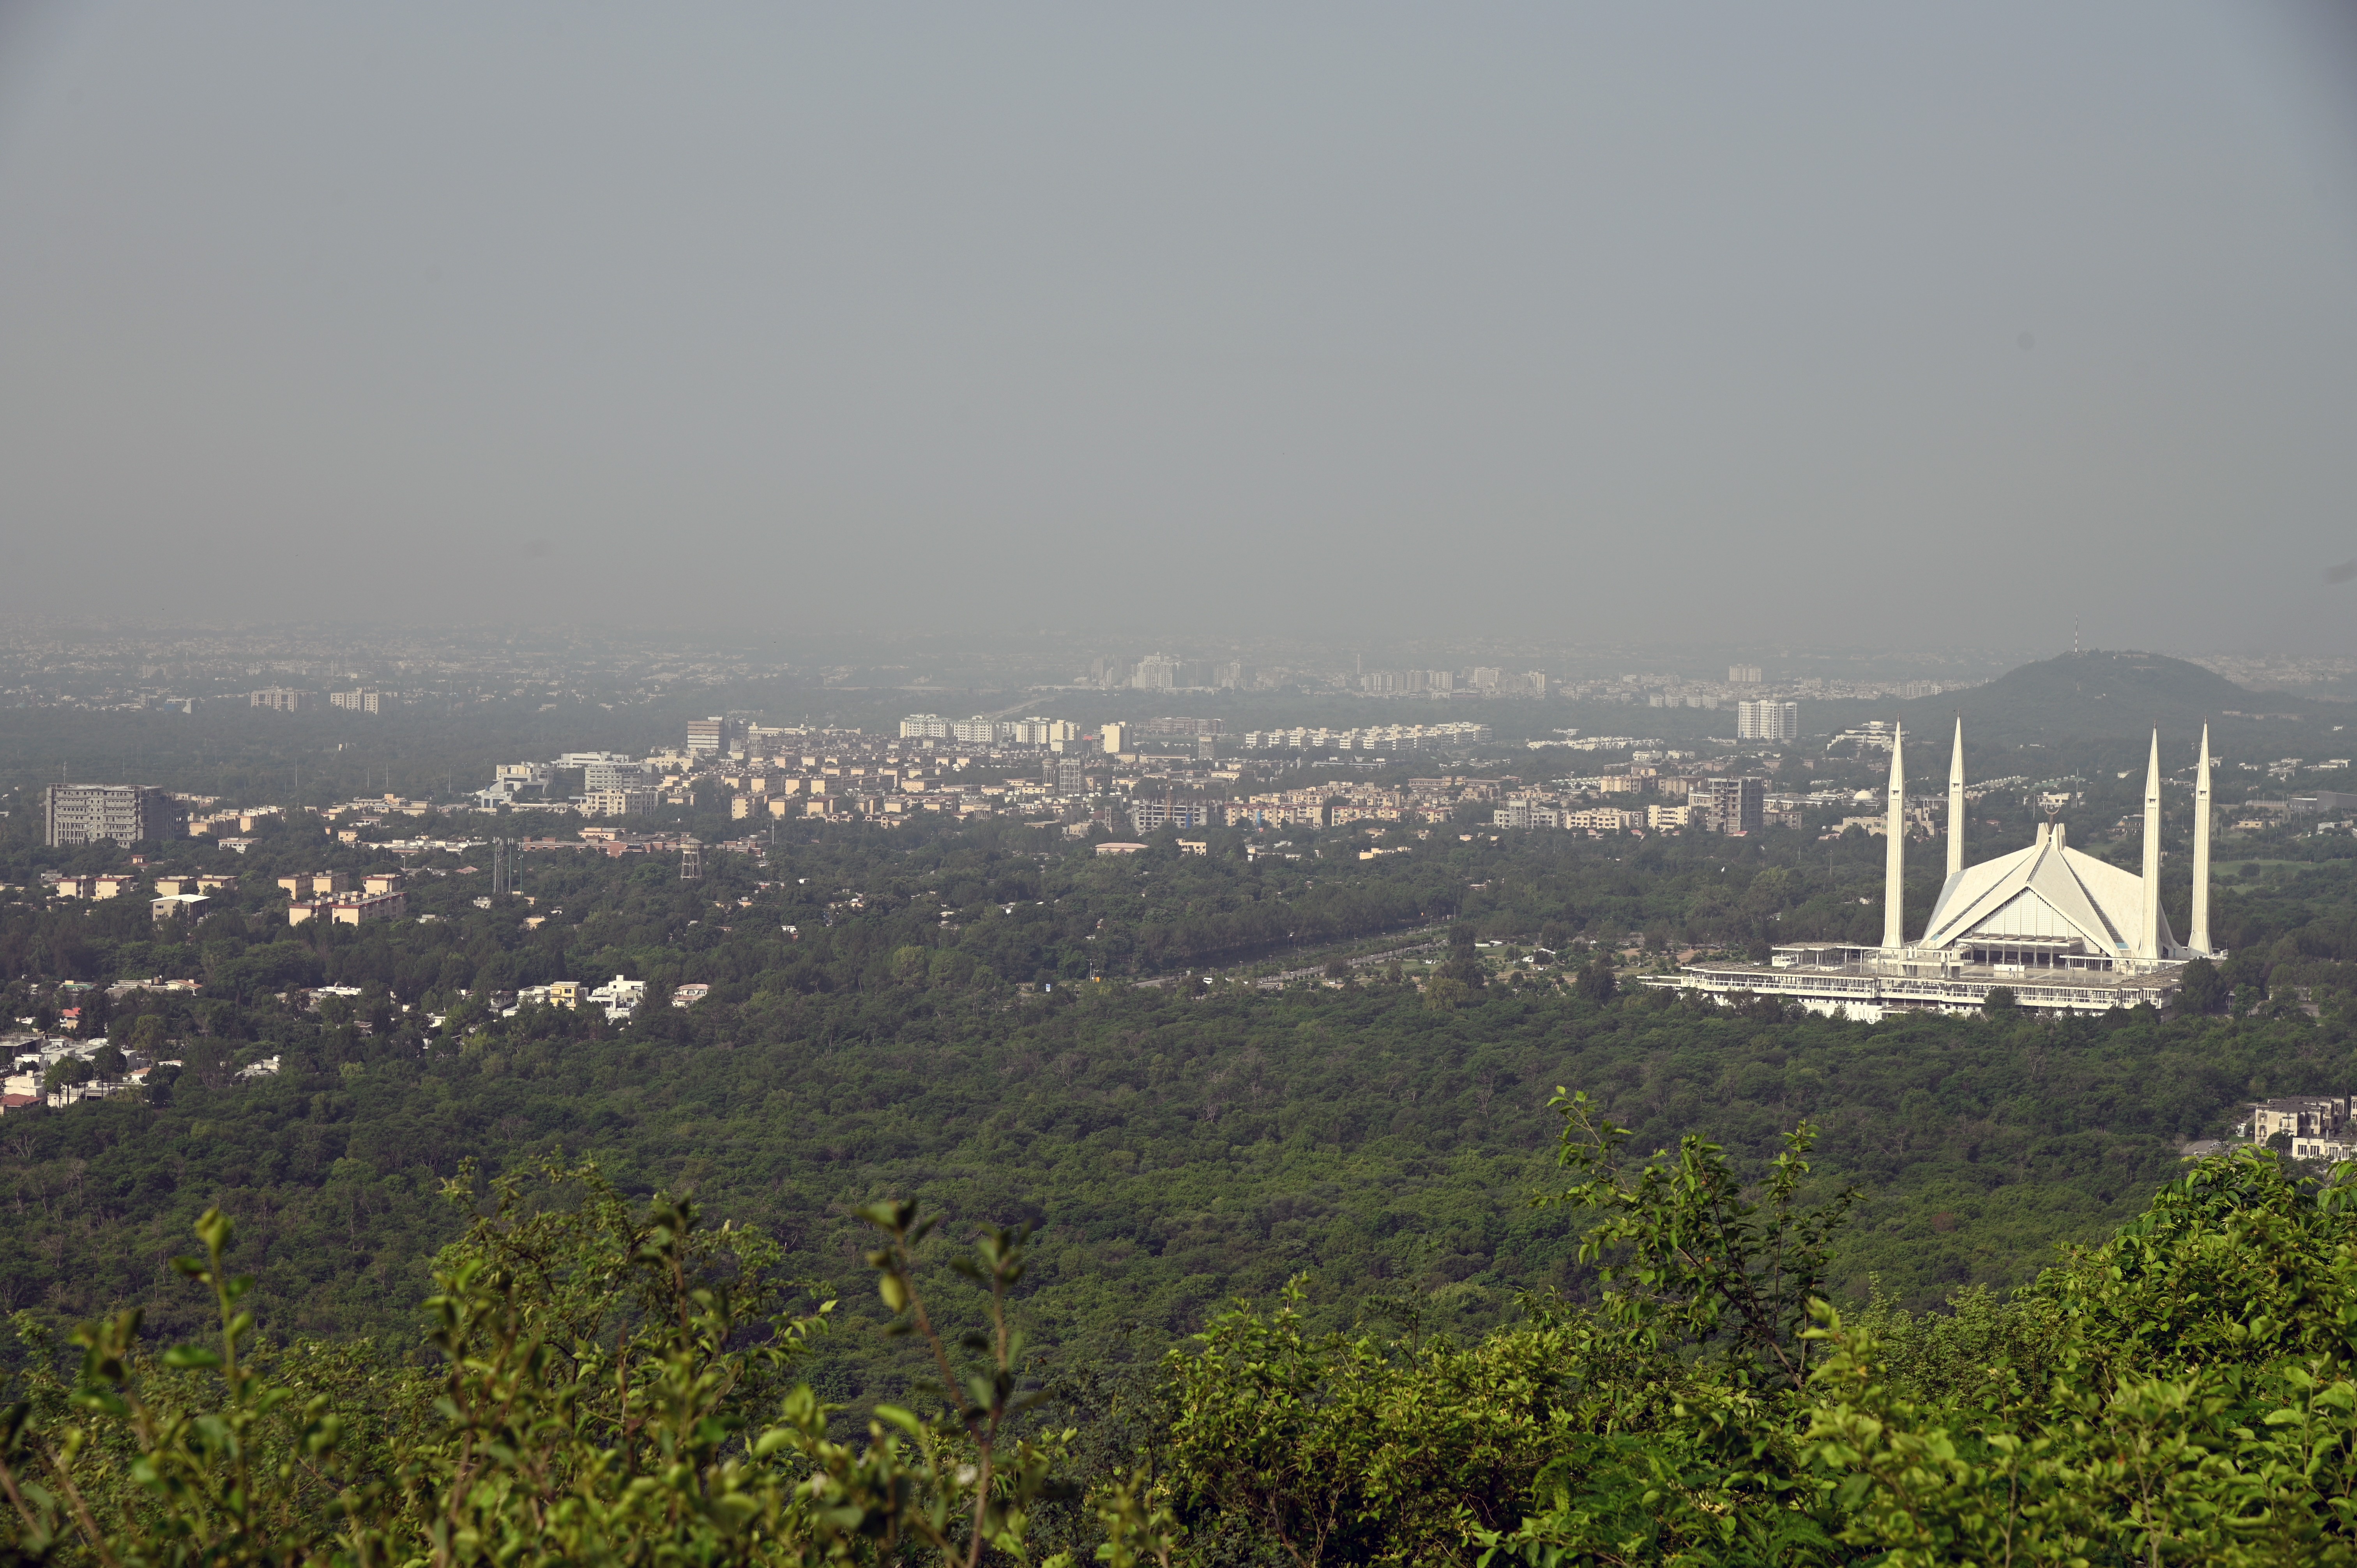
1738 699 1799 742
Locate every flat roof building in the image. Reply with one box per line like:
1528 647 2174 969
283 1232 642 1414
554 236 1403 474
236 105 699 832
44 784 186 848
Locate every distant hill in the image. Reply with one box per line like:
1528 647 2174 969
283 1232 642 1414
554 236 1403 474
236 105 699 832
1893 651 2287 744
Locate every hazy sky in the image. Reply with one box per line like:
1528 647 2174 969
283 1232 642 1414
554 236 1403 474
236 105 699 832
4 4 2355 650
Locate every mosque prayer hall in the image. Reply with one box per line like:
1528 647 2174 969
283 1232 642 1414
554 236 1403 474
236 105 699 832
1667 719 2219 1020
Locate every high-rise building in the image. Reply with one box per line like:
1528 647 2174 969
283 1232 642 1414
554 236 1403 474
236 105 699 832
1131 653 1180 691
1694 777 1766 834
1729 664 1763 684
687 716 740 755
250 688 316 712
44 784 186 847
899 714 952 739
1101 722 1130 755
951 717 1005 746
329 690 397 713
1214 662 1251 690
1737 699 1799 742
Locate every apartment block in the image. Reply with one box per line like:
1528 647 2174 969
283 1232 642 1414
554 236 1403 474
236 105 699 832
1694 777 1767 833
951 717 1006 746
1129 798 1210 832
249 688 316 712
288 890 406 927
44 784 187 848
1007 717 1077 746
584 789 659 818
582 760 649 792
1495 799 1562 830
1737 699 1799 742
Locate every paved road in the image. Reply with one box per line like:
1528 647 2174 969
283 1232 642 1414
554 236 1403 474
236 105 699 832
1134 933 1447 989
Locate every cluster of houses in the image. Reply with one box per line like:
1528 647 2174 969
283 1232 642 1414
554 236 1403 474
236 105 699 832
504 976 710 1022
2244 1095 2355 1163
43 868 240 923
278 869 408 926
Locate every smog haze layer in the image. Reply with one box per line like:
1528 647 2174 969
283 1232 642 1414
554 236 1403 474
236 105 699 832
3 3 2355 648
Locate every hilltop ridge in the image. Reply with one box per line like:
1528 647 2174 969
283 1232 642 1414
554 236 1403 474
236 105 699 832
1893 650 2290 743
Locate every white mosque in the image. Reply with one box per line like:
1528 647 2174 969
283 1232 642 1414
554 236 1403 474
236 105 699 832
1668 719 2221 1018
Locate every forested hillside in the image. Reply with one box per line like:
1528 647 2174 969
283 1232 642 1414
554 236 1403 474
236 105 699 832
0 745 2355 1562
2 798 2353 1399
0 787 2350 1374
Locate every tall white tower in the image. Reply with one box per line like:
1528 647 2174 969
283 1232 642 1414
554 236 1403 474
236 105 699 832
2138 729 2163 960
1946 716 1966 880
2191 724 2213 955
1883 723 1906 950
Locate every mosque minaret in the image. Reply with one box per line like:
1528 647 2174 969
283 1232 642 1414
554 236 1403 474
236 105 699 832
1668 719 2219 1018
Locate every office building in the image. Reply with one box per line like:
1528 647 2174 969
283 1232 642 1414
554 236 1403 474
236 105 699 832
44 784 186 848
686 716 740 756
1737 699 1799 742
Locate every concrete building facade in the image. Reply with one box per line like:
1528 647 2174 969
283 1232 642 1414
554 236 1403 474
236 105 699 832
44 785 186 848
1737 699 1799 742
